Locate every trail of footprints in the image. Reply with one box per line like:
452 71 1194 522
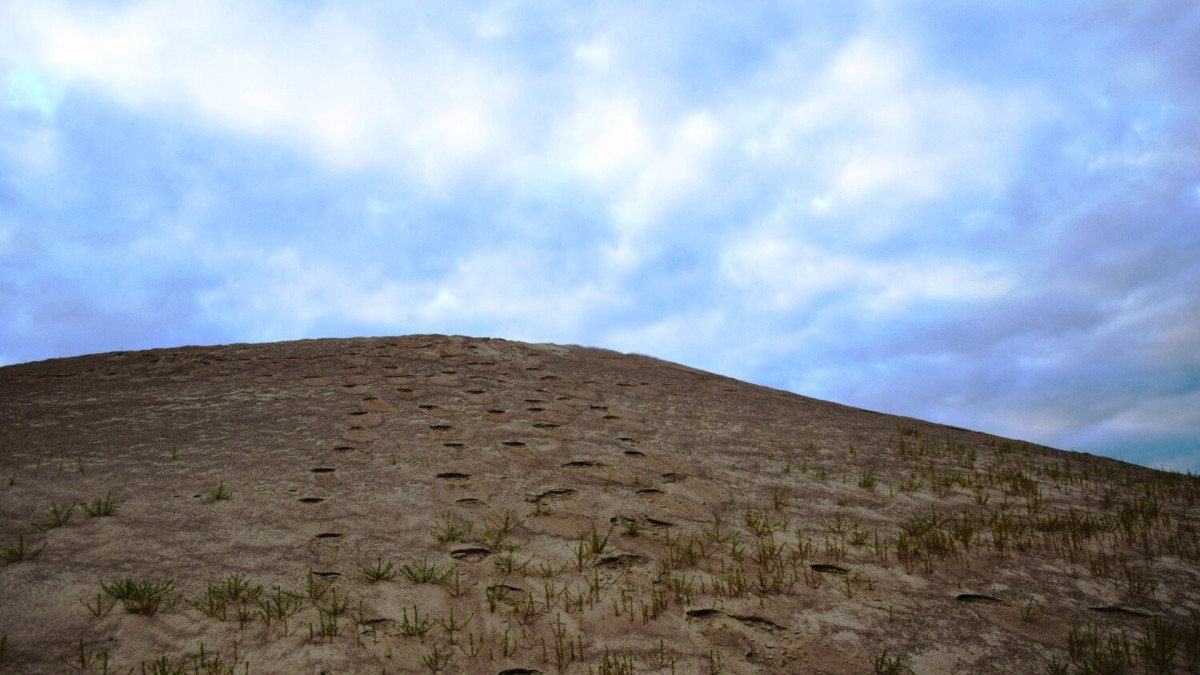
305 338 694 553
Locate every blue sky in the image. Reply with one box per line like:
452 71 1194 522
2 1 1198 472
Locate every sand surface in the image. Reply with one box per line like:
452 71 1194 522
1 335 1198 673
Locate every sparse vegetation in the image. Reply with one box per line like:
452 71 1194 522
82 492 118 517
207 482 232 501
102 578 179 616
358 557 396 582
2 535 46 563
873 648 904 674
4 339 1200 674
398 557 456 584
33 500 75 531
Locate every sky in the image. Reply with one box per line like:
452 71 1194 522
1 1 1198 472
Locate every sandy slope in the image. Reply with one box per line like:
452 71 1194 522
1 335 1197 674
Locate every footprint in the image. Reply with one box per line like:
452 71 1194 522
598 554 647 568
810 564 850 575
731 615 785 631
956 594 1002 604
450 547 492 562
525 488 577 502
1088 606 1149 616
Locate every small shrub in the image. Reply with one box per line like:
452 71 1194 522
102 578 178 616
82 492 118 517
398 557 455 584
33 501 75 531
3 536 47 563
208 482 232 501
873 648 904 674
359 557 397 582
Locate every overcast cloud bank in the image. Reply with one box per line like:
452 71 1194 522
2 1 1198 471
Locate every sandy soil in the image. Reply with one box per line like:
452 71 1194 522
1 335 1197 674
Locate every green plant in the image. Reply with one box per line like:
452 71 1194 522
595 648 634 675
82 492 118 517
2 535 47 562
474 510 526 551
400 605 433 641
189 642 248 675
707 647 724 674
188 585 228 621
140 655 186 675
432 514 473 544
872 648 904 674
1020 597 1045 622
1067 624 1134 674
208 482 232 501
858 469 878 491
772 488 791 510
398 557 456 584
102 578 178 616
421 644 451 672
302 570 333 601
61 639 102 671
436 607 473 644
33 501 75 531
442 568 475 597
655 637 680 672
529 496 551 516
1138 615 1182 672
359 557 397 582
256 585 303 633
83 591 117 617
569 525 612 570
219 572 262 603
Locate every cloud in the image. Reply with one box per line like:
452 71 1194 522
1 0 1198 471
719 227 1014 313
6 0 524 185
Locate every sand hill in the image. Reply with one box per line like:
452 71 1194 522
1 335 1198 674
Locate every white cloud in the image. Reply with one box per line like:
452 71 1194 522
567 95 650 183
573 37 614 72
603 310 729 365
720 228 1014 312
1103 391 1200 437
737 33 1043 230
7 0 521 184
196 244 624 343
3 65 63 115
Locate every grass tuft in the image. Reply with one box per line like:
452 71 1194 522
102 578 178 616
3 535 47 563
33 501 75 531
82 492 118 517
